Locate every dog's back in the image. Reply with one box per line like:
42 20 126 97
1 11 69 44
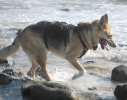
25 21 74 50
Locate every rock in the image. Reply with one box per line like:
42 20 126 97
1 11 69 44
0 68 22 85
2 69 23 78
111 65 127 82
0 59 8 64
114 84 127 100
22 82 76 100
22 81 116 100
88 87 97 91
0 59 9 67
2 69 16 76
0 73 12 85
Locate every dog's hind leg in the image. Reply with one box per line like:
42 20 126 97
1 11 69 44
27 59 38 79
66 57 86 80
26 50 50 81
20 31 50 81
26 48 50 81
35 53 51 81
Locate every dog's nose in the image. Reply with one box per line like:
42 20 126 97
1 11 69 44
108 40 116 48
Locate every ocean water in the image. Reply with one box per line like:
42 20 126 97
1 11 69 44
0 0 127 99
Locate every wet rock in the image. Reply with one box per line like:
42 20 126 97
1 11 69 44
2 69 16 76
0 59 9 67
0 73 12 85
2 69 23 78
21 80 116 100
111 65 127 82
22 82 76 100
114 84 127 100
0 59 8 64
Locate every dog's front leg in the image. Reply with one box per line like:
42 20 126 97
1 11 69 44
66 57 86 80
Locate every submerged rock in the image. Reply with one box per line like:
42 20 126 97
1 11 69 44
111 65 127 82
114 84 127 100
22 82 76 100
0 73 12 85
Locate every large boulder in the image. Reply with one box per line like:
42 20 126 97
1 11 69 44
22 82 77 100
111 65 127 82
114 84 127 100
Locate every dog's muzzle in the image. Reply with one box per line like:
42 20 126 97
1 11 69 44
99 39 116 49
107 39 116 48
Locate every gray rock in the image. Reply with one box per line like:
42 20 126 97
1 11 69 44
114 84 127 100
2 68 23 78
22 81 76 100
21 81 116 100
0 73 12 85
111 65 127 82
2 69 16 76
0 59 8 64
0 59 9 67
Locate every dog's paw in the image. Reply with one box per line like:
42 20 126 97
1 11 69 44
27 71 35 79
72 71 86 80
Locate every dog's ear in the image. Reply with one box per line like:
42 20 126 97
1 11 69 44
99 14 108 26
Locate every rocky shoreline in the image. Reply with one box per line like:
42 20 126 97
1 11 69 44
1 59 127 100
0 61 116 100
0 74 116 100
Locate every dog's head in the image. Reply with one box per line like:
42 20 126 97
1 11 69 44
98 14 116 49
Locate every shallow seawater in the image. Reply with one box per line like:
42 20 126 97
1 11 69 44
0 0 127 99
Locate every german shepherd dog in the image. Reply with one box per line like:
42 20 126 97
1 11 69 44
0 14 116 81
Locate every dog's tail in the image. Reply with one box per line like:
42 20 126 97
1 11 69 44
0 30 22 59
